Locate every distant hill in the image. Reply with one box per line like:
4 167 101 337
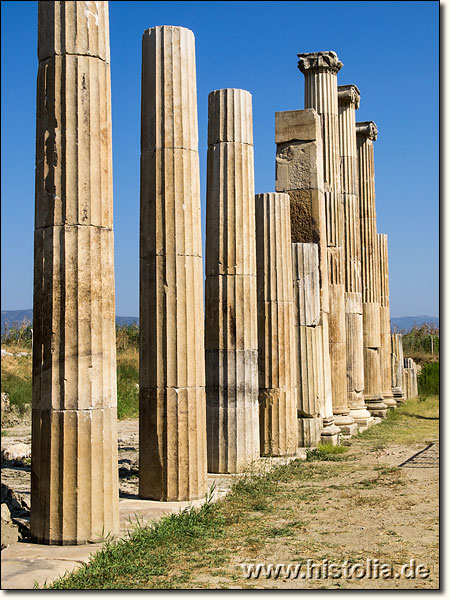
390 315 439 333
2 309 437 334
1 310 138 332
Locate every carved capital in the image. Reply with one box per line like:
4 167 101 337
297 51 343 75
338 84 360 109
356 121 378 141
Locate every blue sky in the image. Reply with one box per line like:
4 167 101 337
1 1 439 318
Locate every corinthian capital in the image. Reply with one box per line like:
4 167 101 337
356 121 378 141
297 51 343 75
338 84 360 109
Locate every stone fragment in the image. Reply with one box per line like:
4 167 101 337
255 192 298 456
298 51 355 434
1 444 31 462
205 89 260 472
275 108 338 444
338 84 373 430
356 121 387 418
139 26 207 500
32 0 119 545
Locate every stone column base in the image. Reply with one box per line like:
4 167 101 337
383 395 397 409
365 396 388 419
298 417 322 447
333 414 358 437
320 420 341 446
392 388 405 405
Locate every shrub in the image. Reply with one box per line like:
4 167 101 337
418 362 439 398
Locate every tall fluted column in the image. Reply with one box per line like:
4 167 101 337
356 121 387 418
378 233 396 408
391 334 405 403
255 193 298 456
205 89 260 472
298 52 355 434
32 1 119 544
338 85 373 430
292 243 325 446
275 108 339 445
140 26 207 500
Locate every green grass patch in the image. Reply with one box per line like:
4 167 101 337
306 444 349 461
48 497 225 589
355 395 438 445
116 356 139 420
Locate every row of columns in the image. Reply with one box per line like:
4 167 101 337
31 3 419 545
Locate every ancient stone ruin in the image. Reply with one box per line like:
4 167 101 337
31 2 419 544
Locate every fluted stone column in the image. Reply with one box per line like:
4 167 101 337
356 121 388 418
298 52 356 435
338 85 373 430
140 26 207 501
292 243 325 446
378 233 396 409
391 334 405 403
32 1 119 545
255 193 298 456
275 109 339 445
205 89 260 472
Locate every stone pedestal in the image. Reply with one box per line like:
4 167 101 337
32 0 119 545
391 334 405 403
356 121 387 419
378 233 396 409
338 84 373 431
298 51 355 434
255 193 298 456
275 108 339 445
140 26 207 500
205 89 260 472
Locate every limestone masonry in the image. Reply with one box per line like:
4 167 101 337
29 2 418 546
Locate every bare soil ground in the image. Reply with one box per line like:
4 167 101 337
1 401 439 590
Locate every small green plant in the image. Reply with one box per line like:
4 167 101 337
306 444 349 461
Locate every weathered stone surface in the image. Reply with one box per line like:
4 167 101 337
356 121 387 419
275 108 336 443
32 0 119 545
338 84 373 430
140 26 207 499
38 1 110 62
298 51 352 432
31 408 119 545
206 89 259 473
391 334 405 403
378 233 396 408
255 193 297 456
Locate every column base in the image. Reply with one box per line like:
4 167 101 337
298 417 322 447
383 393 397 409
365 396 388 419
320 419 341 446
392 388 406 405
333 414 358 437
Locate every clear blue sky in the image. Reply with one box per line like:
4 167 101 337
1 1 439 318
